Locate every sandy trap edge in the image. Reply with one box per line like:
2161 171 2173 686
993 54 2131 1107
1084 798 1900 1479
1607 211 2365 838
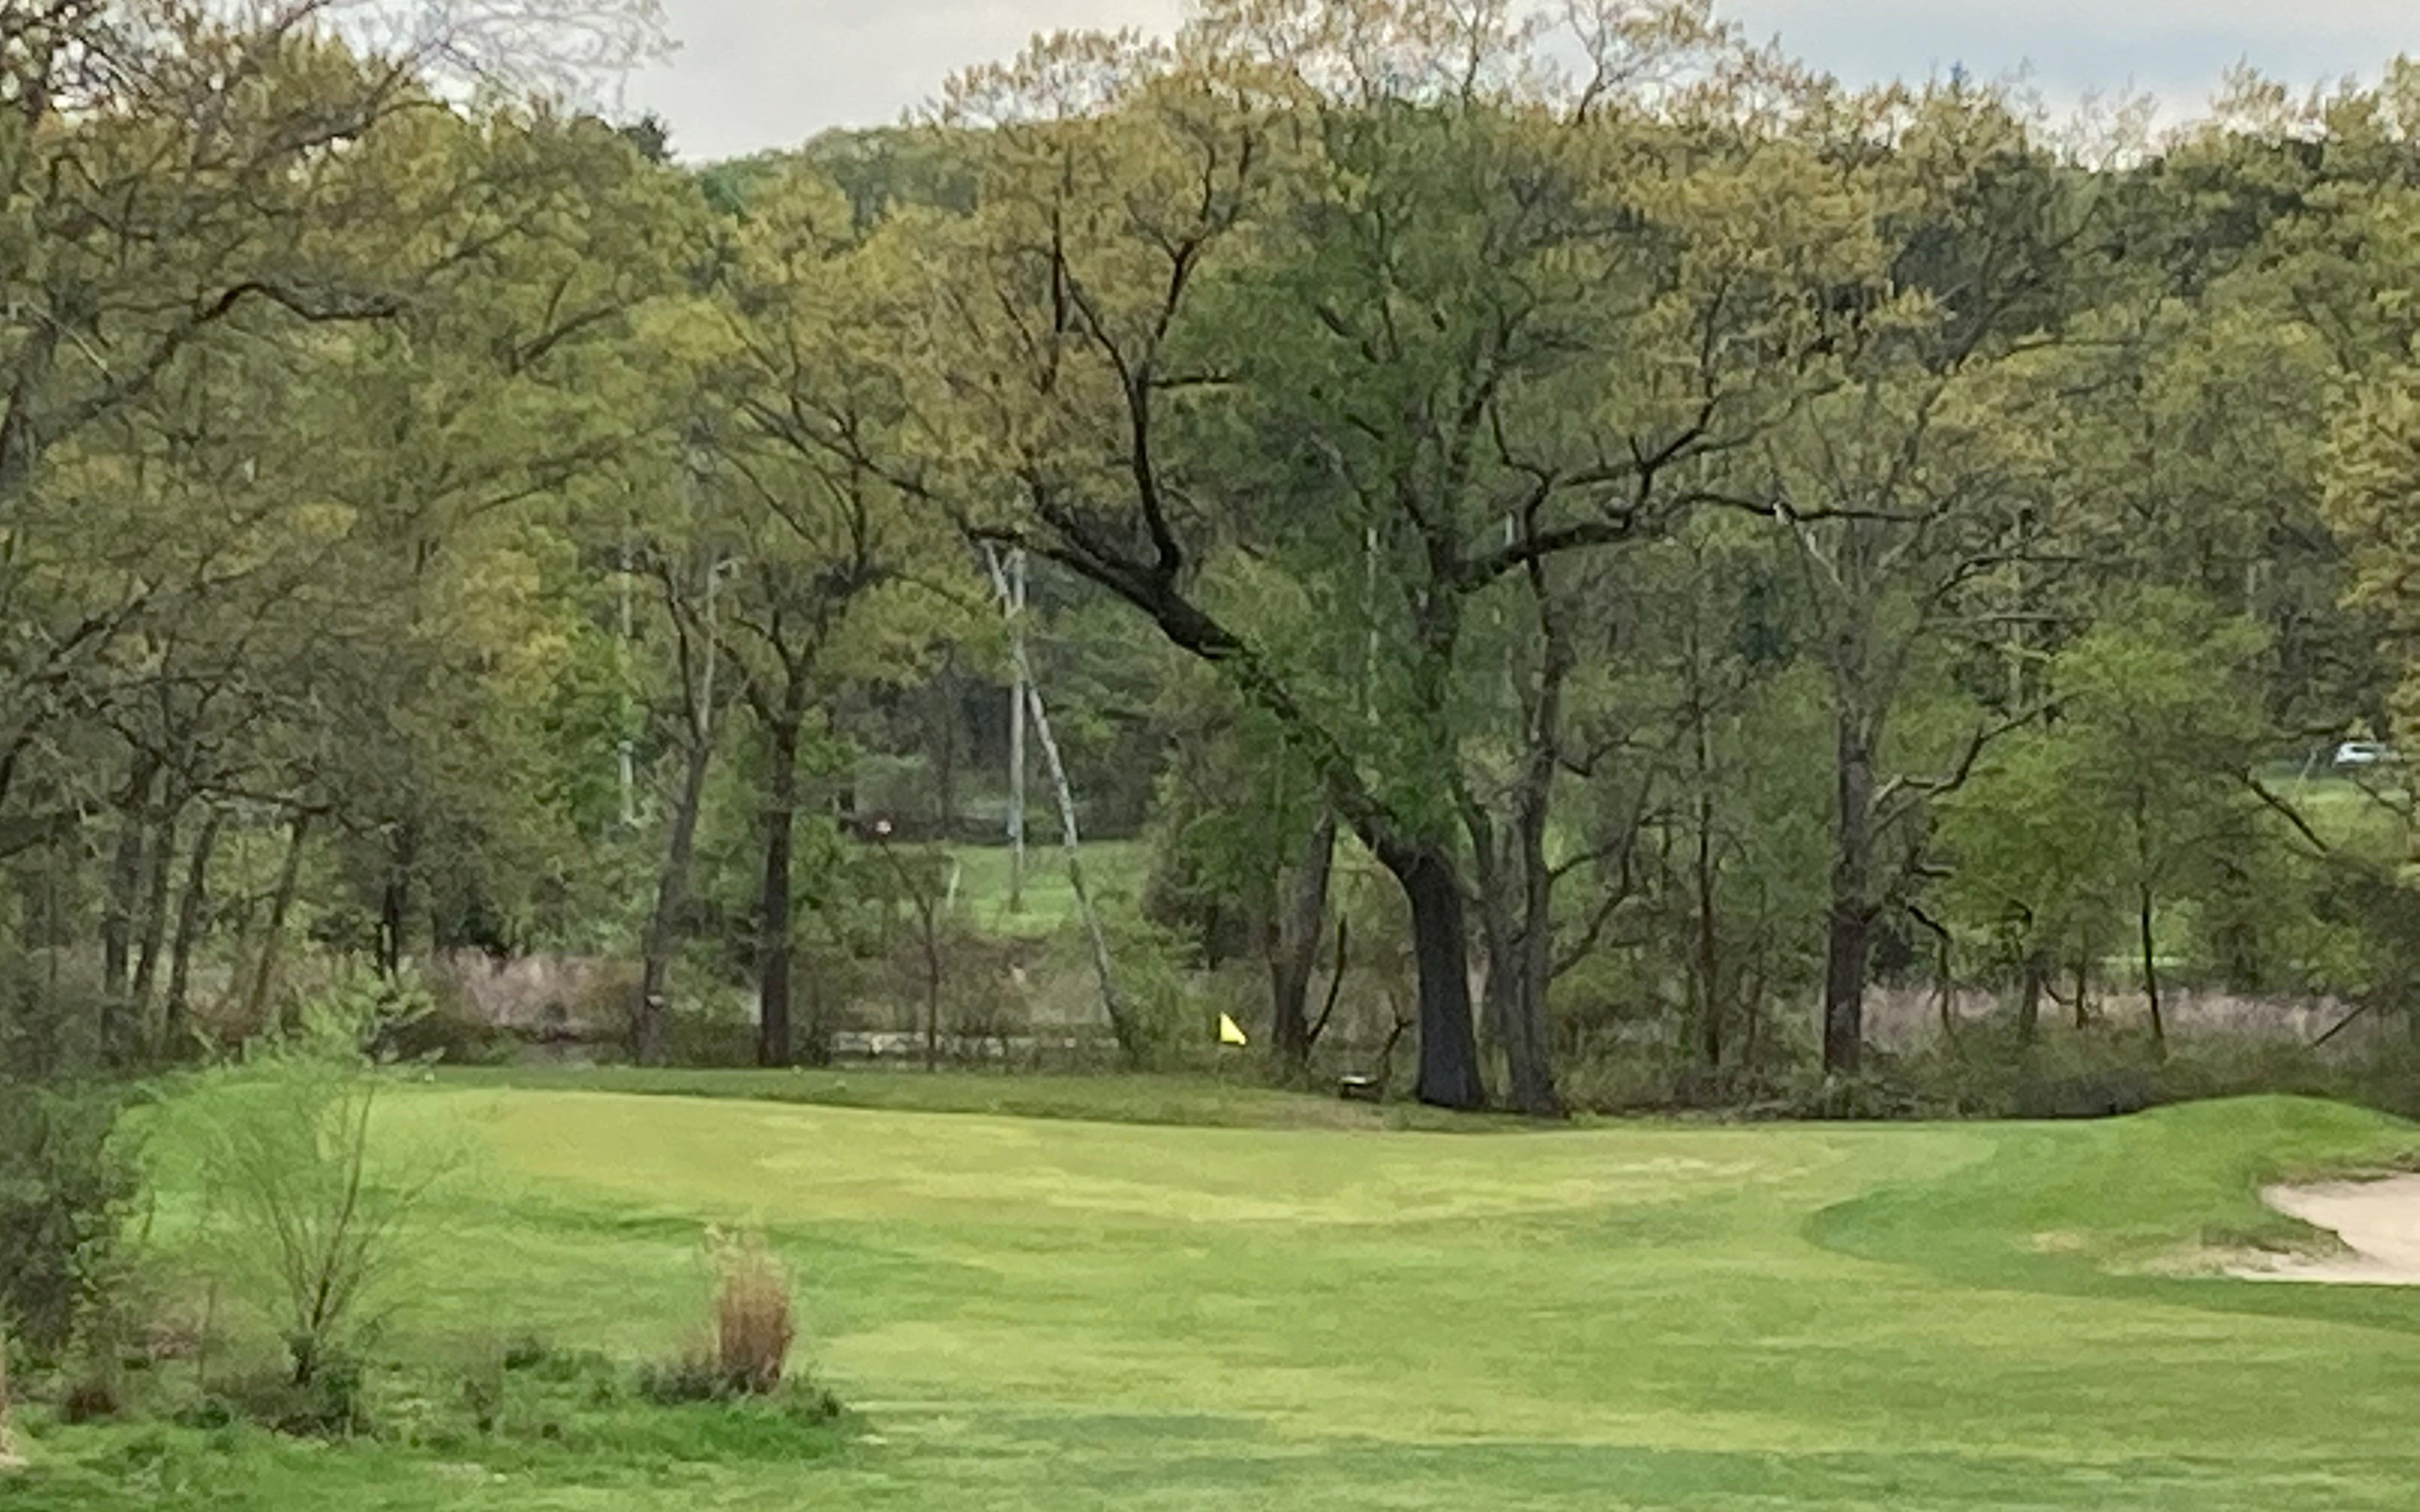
2232 1173 2420 1285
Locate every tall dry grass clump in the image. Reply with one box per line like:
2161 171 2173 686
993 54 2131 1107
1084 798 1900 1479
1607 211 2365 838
711 1229 795 1395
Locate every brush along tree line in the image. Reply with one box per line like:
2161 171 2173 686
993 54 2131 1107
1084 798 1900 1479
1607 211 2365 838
5 1 2420 1117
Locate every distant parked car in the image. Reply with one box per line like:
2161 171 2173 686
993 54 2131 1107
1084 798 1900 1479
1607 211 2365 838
2334 740 2398 767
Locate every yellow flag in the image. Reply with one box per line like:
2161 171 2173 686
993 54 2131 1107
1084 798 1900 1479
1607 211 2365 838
1217 1012 1249 1047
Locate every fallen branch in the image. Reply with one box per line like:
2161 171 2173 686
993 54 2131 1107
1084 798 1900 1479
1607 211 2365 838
2312 1001 2373 1051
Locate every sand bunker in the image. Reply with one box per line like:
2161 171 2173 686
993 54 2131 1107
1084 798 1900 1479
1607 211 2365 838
2235 1174 2420 1285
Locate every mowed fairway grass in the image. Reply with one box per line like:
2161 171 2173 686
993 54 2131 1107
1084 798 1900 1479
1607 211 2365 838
16 1080 2420 1510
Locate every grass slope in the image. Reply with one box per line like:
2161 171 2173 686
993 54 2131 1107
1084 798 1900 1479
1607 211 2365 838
14 1087 2420 1510
945 839 1148 940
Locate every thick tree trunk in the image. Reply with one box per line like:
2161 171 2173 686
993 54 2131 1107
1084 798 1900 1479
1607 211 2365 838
246 811 311 1031
163 807 223 1052
2016 947 2047 1047
1268 810 1336 1079
1377 841 1486 1111
636 730 712 1067
1822 712 1876 1075
1064 552 1485 1106
755 700 804 1069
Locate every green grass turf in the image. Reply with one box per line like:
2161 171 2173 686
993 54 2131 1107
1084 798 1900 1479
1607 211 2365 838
944 839 1148 939
13 1085 2420 1510
426 1064 1530 1130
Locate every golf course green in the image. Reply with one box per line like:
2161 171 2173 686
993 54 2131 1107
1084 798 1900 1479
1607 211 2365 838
13 1081 2419 1510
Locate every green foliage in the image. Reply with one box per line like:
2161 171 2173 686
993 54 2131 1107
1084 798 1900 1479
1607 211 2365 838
1053 905 1209 1070
8 0 2420 1114
0 1082 142 1360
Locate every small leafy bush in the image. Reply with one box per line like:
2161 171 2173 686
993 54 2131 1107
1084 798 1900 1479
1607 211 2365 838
0 1079 142 1358
180 1001 460 1393
194 1352 370 1438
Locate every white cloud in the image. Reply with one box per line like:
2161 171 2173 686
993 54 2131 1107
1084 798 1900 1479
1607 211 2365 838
630 0 1185 160
628 0 2419 161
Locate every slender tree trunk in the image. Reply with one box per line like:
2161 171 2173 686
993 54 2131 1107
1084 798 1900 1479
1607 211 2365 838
1500 774 1558 1112
636 731 711 1067
247 811 311 1031
163 806 223 1052
1681 608 1724 1074
378 822 415 978
2072 953 2090 1031
921 905 942 1073
2139 884 2164 1052
755 697 805 1069
1467 805 1555 1112
101 754 158 1048
1464 808 1514 1076
130 799 179 1029
1822 711 1876 1075
1475 898 1516 1079
637 549 726 1067
1693 785 1723 1072
2133 786 2164 1053
1376 840 1486 1111
802 957 831 1067
931 659 959 836
1472 546 1568 1120
1268 810 1336 1079
1507 805 1562 1118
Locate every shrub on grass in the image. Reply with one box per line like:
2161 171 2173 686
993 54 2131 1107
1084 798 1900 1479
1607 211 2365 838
196 1352 370 1438
181 1013 460 1394
0 1079 142 1360
58 1372 122 1424
499 1332 552 1372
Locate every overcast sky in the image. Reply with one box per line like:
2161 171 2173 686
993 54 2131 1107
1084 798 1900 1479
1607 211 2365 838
625 1 2419 162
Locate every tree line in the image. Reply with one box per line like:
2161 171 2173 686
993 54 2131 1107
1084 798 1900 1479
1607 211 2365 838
9 0 2420 1115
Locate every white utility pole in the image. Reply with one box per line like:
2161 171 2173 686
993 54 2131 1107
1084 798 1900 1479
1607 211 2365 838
982 545 1127 1045
1007 547 1028 913
617 534 637 830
